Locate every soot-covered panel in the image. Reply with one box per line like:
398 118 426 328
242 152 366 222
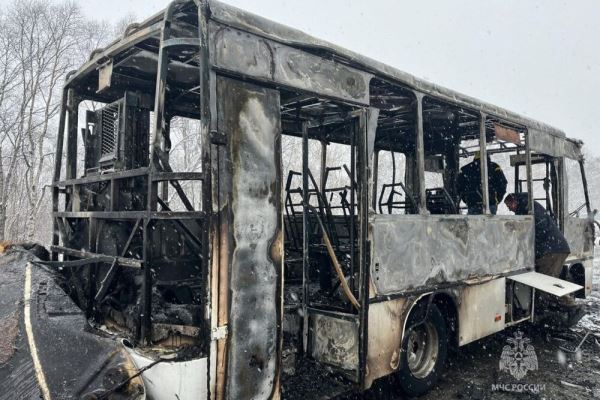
370 214 534 295
217 77 283 400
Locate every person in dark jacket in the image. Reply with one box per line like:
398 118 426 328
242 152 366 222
504 193 570 275
504 192 584 324
457 152 507 214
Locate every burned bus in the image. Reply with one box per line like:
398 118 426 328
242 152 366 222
45 0 596 398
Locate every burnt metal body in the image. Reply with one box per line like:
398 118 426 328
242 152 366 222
49 1 594 399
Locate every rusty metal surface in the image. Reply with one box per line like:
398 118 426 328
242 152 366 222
369 215 535 295
309 313 359 373
494 124 521 145
217 77 283 400
458 278 506 346
211 24 372 105
364 298 406 388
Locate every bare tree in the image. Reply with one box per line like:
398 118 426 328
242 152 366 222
0 0 117 242
0 13 26 240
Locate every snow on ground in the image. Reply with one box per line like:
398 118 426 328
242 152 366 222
577 252 600 333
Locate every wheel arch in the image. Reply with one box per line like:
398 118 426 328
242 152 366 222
401 291 459 347
396 291 453 397
432 291 459 348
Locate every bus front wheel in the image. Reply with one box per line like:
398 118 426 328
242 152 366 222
396 303 448 397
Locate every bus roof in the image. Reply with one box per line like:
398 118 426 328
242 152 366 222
67 0 584 159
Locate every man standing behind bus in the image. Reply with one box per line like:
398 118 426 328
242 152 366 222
457 152 507 214
504 193 584 325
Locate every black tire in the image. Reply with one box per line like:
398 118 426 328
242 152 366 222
397 303 448 397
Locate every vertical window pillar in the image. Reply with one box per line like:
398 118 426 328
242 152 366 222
415 92 427 214
479 112 490 214
319 140 327 192
372 150 379 210
525 130 534 215
301 122 309 353
65 89 79 181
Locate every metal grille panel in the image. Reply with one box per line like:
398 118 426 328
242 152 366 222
100 102 120 157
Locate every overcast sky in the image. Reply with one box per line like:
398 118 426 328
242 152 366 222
12 0 600 154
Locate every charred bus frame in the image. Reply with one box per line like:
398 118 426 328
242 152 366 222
50 0 595 398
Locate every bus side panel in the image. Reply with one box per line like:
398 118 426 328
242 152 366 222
583 258 593 297
529 127 565 157
458 278 506 346
309 313 359 374
564 216 595 297
565 216 594 260
364 298 407 388
217 77 283 400
370 215 534 295
210 22 372 106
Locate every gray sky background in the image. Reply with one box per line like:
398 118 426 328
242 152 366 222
8 0 600 154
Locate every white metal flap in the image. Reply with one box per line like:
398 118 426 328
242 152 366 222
508 272 582 297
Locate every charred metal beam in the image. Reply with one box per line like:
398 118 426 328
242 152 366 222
372 150 379 210
65 89 80 181
168 179 196 211
150 171 204 181
525 130 534 215
579 160 592 214
53 167 149 187
415 92 427 213
319 141 327 195
36 257 106 268
53 88 69 183
140 218 153 343
150 0 187 171
54 211 205 220
52 211 206 220
52 88 69 260
197 0 214 360
349 118 356 293
50 245 142 268
356 109 370 389
301 121 309 354
162 37 200 49
479 113 490 214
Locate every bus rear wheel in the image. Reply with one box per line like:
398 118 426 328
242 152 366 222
397 303 448 397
